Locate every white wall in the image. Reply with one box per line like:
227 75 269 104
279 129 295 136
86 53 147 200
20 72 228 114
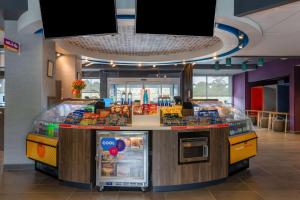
56 55 81 98
41 40 56 108
4 21 56 165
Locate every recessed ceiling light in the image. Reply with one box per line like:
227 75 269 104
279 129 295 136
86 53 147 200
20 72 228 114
110 60 114 65
153 65 156 68
280 58 288 61
182 60 186 65
239 44 243 49
138 63 142 67
56 53 62 57
112 64 116 68
85 62 93 67
239 34 244 40
213 56 218 60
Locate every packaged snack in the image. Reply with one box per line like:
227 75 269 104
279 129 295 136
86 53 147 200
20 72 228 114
101 163 117 176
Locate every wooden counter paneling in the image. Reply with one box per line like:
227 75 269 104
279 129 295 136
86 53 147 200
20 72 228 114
152 127 229 186
59 128 93 184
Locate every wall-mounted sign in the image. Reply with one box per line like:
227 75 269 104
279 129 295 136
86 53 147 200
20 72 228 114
101 138 116 151
4 37 20 54
116 139 126 152
109 146 119 156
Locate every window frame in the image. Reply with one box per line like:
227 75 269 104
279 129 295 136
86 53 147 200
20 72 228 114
81 78 101 99
192 75 232 104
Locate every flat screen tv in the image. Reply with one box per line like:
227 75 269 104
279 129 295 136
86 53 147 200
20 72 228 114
39 0 117 38
136 0 216 36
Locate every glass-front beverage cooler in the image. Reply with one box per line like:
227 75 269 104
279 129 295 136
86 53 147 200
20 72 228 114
96 131 149 191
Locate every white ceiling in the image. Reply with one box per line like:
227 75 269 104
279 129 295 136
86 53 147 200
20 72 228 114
237 1 300 56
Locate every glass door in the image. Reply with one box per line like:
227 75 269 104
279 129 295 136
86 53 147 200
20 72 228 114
109 84 126 102
127 83 143 102
96 131 149 189
107 78 180 103
144 84 161 103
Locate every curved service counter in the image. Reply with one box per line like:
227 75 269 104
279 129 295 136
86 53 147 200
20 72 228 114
26 100 257 192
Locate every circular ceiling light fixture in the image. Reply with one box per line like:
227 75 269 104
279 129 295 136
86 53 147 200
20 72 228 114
214 61 220 70
242 63 248 71
57 23 250 66
257 57 264 67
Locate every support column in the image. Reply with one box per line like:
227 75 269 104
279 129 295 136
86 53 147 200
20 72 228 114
4 21 56 166
232 72 250 111
0 11 4 30
100 71 107 98
181 64 193 102
290 67 300 132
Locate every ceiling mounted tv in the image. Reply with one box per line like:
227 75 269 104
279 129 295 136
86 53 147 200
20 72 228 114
136 0 217 36
39 0 117 39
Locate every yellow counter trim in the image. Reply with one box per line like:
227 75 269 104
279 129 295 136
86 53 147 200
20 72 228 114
229 132 257 164
229 132 257 145
27 133 58 147
26 141 57 167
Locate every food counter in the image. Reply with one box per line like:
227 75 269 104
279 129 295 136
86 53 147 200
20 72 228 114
26 100 257 192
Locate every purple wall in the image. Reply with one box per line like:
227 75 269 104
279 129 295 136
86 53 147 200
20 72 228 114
233 59 300 132
291 68 300 132
232 72 249 110
247 59 300 83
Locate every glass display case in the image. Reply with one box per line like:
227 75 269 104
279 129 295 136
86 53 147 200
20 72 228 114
160 101 254 136
96 131 149 191
192 101 254 136
32 100 96 137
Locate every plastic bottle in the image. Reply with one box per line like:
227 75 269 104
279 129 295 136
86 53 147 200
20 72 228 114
121 91 126 105
143 90 149 104
128 91 132 105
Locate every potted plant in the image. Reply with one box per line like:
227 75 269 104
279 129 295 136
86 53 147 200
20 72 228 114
72 80 86 98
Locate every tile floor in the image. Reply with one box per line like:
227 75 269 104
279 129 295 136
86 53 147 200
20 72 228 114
1 129 300 199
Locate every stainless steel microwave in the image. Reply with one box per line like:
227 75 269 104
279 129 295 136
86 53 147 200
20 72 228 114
179 137 209 164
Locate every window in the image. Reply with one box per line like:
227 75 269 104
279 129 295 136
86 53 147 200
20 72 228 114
82 79 100 99
193 76 206 99
108 78 180 103
193 76 232 104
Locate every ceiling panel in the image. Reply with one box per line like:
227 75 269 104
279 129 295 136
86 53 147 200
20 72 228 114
64 26 221 56
238 1 300 56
